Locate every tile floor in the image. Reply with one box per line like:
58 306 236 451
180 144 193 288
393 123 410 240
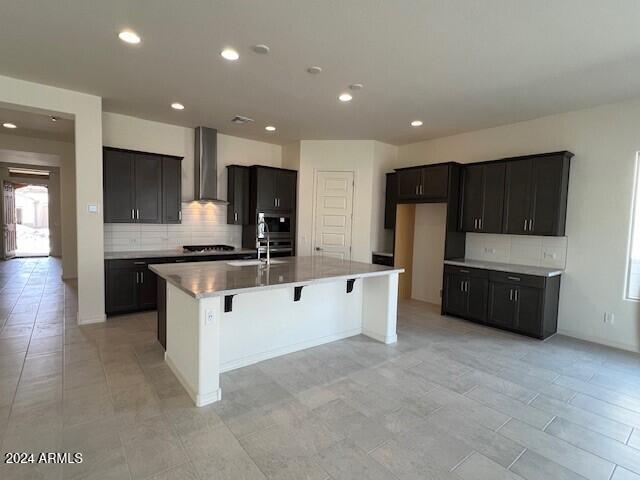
2 258 640 479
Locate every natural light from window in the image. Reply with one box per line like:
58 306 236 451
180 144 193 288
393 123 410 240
627 153 640 300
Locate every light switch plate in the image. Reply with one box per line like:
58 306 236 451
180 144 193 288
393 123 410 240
87 204 98 213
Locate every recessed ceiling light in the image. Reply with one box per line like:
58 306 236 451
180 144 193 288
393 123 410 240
265 125 276 132
338 93 353 102
118 30 141 44
50 116 58 122
221 48 239 61
2 123 17 129
252 44 270 55
349 83 364 90
171 102 185 110
411 120 423 127
307 66 322 74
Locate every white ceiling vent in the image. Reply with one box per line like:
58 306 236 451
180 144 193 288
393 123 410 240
231 115 254 125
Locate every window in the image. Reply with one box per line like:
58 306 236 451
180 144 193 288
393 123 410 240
627 153 640 300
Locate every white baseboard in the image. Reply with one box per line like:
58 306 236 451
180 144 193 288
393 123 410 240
363 329 398 344
557 328 639 353
220 327 362 373
165 353 222 407
77 314 106 325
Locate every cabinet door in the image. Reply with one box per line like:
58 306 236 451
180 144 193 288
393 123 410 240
134 153 163 223
529 156 564 236
396 169 421 200
443 273 468 317
103 149 135 223
460 165 484 232
481 163 505 233
504 159 532 234
488 282 517 329
276 170 297 210
515 286 542 336
384 173 397 229
162 157 182 224
227 166 249 224
106 267 138 314
137 268 157 310
421 165 449 200
467 276 488 322
255 167 278 210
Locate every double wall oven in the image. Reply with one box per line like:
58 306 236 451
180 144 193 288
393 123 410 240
256 212 294 256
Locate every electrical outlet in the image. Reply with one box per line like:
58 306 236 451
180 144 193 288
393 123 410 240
205 310 215 326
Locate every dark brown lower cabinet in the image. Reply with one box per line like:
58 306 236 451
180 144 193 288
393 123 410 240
443 265 560 339
105 259 161 315
443 266 488 322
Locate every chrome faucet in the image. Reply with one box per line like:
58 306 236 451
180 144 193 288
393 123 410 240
257 218 270 265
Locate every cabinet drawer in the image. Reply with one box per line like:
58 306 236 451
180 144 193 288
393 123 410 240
372 254 394 267
106 258 167 270
444 265 488 278
488 270 545 288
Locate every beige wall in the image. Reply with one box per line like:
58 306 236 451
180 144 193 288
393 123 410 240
102 113 282 203
411 203 447 305
398 98 640 352
297 140 397 263
0 74 103 324
0 134 76 279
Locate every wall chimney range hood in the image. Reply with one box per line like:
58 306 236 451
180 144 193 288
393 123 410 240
194 126 227 204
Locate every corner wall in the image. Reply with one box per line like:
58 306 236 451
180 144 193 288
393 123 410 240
397 98 640 352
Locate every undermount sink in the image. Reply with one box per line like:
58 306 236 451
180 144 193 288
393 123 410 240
226 259 286 267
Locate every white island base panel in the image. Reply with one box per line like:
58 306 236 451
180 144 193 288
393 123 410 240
164 273 399 407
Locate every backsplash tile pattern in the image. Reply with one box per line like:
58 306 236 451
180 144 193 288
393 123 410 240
104 202 242 252
465 233 568 269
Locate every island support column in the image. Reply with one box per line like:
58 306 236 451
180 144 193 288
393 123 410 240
361 272 399 344
164 283 223 407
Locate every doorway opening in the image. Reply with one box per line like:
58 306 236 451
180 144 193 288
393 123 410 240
4 181 50 257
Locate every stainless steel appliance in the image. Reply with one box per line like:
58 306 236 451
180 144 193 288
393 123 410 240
257 212 292 239
183 244 235 253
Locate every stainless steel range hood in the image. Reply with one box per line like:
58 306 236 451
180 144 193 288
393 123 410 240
194 126 227 204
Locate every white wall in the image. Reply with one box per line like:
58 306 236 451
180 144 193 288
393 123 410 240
398 98 640 352
465 233 568 269
0 75 102 324
0 135 76 278
411 203 447 305
297 140 397 263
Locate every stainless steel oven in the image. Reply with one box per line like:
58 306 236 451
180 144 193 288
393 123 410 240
257 212 292 239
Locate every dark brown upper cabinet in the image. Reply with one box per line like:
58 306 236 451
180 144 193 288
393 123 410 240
253 166 297 211
384 172 397 229
460 162 505 233
162 157 182 224
503 152 572 236
396 164 449 202
103 147 182 224
227 165 249 225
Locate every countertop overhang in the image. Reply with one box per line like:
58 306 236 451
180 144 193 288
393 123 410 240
150 256 404 299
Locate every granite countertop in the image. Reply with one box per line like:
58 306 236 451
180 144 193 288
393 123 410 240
104 248 257 260
150 256 404 299
444 259 563 277
372 251 394 258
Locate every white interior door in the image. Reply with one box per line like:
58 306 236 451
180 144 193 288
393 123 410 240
313 171 354 260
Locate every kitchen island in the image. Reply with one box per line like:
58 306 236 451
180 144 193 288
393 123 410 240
150 256 403 406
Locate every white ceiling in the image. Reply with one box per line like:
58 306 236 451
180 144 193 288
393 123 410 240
0 107 74 142
1 0 640 145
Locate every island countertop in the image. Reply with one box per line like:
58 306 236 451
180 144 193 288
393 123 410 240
150 256 404 299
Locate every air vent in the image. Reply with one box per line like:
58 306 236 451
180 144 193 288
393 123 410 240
231 115 255 125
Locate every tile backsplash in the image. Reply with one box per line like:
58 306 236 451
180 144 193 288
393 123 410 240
104 202 242 252
465 233 567 269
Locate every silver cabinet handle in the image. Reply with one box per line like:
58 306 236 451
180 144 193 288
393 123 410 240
509 288 513 301
479 218 483 230
460 281 464 292
140 272 144 283
465 280 469 292
136 272 140 284
528 219 533 231
523 219 528 231
131 209 135 220
507 276 520 281
178 211 182 221
514 289 519 301
133 261 146 265
459 269 470 273
420 185 423 195
234 212 238 222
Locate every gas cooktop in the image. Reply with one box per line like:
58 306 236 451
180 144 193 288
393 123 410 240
183 244 235 253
